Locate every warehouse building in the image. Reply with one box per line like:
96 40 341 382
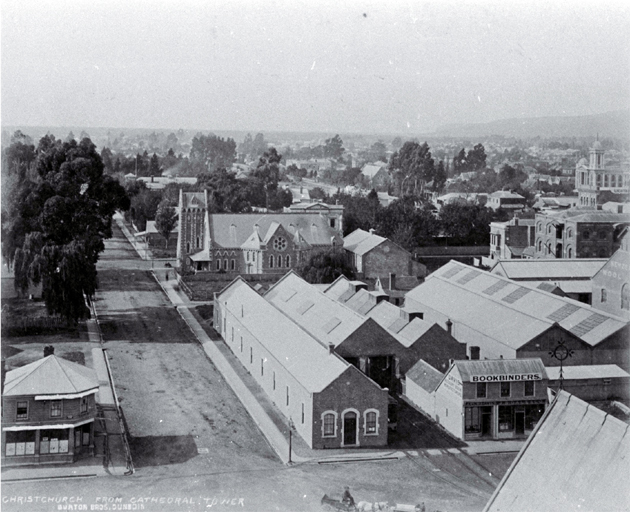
546 364 630 401
214 277 389 449
405 260 630 371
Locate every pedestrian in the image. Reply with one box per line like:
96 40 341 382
342 486 355 507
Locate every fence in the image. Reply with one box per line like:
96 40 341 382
1 316 70 336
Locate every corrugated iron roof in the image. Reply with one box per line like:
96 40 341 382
406 260 628 349
343 229 386 255
454 359 547 382
4 356 98 397
484 391 630 512
491 259 607 280
406 359 444 393
545 364 630 380
217 278 349 393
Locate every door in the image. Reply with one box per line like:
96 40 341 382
515 412 525 435
343 412 357 446
481 408 492 437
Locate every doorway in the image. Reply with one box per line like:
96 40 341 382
515 411 525 435
343 412 357 446
481 407 492 437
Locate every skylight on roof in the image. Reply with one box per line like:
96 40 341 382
502 287 532 304
482 280 511 295
547 303 580 322
296 300 314 315
442 266 465 279
457 270 480 285
323 317 342 334
569 313 609 337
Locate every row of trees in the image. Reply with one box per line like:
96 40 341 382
2 133 129 323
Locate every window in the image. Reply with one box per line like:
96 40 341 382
186 242 191 253
364 410 378 435
223 259 228 270
603 378 612 385
537 223 542 233
470 346 480 360
322 412 337 437
583 231 590 240
601 288 607 303
567 228 572 238
476 382 487 398
465 407 481 434
622 284 629 311
524 381 535 396
498 405 514 432
4 431 35 457
500 382 511 397
285 255 291 267
273 237 287 251
50 401 62 418
16 401 28 420
269 255 274 268
330 218 336 228
216 259 221 270
196 236 201 249
230 259 235 270
567 247 573 258
80 397 89 414
537 240 542 252
286 386 290 406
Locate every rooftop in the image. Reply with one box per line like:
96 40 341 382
545 364 630 380
490 258 607 280
343 228 387 255
453 358 547 383
406 359 444 393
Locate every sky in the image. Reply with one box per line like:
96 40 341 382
2 0 629 134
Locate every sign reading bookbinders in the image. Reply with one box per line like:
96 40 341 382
471 373 542 382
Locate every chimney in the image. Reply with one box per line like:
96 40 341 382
514 217 519 226
44 345 55 357
369 228 375 235
328 343 335 355
389 273 396 291
446 319 453 335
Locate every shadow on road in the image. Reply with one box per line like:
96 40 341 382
127 434 199 468
99 306 197 343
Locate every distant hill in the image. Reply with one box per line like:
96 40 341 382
432 110 630 139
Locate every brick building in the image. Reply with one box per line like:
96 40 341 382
405 260 630 371
343 228 425 279
533 209 630 259
2 355 98 466
488 216 536 261
591 231 630 320
213 277 388 449
177 190 343 273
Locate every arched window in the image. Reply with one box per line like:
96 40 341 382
604 174 609 187
223 259 228 270
363 409 380 436
567 228 572 238
567 247 573 258
196 236 201 249
230 259 235 270
321 411 338 438
537 240 542 252
537 223 542 233
622 284 629 311
547 225 553 234
216 259 221 270
286 255 291 267
269 255 274 268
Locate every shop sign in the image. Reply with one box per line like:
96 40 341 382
471 373 542 382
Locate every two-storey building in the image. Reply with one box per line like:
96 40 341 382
1 355 99 466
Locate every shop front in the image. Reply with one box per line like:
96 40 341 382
464 400 546 440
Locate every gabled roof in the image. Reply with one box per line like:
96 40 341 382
484 391 630 512
406 359 444 393
453 358 547 383
3 355 99 397
489 191 525 199
182 192 207 209
406 260 629 349
288 202 344 212
264 271 368 348
217 277 349 393
491 258 607 280
208 213 340 249
343 229 386 255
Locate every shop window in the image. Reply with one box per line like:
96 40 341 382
80 396 89 415
500 382 511 397
16 401 28 420
498 405 514 432
364 409 379 435
524 381 535 396
465 407 481 434
525 405 544 430
322 411 337 437
39 429 69 454
601 289 607 303
622 284 629 311
50 401 62 418
4 431 35 457
476 382 487 398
